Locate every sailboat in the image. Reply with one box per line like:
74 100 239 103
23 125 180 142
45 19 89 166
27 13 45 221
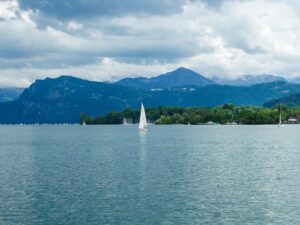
139 103 147 131
122 117 128 125
278 104 284 127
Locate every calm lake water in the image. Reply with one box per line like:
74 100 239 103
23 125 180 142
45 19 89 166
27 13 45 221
0 125 299 225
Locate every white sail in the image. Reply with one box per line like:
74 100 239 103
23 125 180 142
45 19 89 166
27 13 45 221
123 117 128 125
139 103 147 130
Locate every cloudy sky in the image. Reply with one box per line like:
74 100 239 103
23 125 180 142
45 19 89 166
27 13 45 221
1 0 300 87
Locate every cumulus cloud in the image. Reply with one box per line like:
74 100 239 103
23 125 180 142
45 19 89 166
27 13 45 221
1 0 300 87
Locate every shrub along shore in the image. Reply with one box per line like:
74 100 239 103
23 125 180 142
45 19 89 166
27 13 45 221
79 104 300 125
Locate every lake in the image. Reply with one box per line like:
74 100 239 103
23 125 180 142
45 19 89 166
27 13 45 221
0 125 299 225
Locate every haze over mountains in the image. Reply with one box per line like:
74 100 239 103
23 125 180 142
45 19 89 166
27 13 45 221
212 74 286 86
264 92 300 107
0 88 24 102
1 67 300 123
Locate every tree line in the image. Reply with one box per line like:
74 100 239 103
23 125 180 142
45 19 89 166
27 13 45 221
80 104 300 125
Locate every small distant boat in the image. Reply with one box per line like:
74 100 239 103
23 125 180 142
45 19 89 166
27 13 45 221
278 104 284 127
82 121 86 126
139 103 147 131
205 121 217 125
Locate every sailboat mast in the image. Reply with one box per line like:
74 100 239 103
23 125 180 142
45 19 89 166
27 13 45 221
278 103 284 127
279 103 282 124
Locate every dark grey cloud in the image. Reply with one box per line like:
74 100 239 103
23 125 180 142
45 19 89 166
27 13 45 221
111 42 206 65
0 0 215 70
18 0 186 20
0 54 101 69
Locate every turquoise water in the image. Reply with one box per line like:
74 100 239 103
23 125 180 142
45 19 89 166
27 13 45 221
0 125 299 225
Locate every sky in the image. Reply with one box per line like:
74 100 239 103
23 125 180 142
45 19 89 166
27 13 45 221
1 0 300 87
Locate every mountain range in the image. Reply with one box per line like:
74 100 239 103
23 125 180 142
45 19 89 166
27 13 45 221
2 67 300 102
1 70 300 123
116 67 300 88
116 67 213 89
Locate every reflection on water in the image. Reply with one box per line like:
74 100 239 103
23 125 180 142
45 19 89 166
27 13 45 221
139 130 147 161
0 125 299 225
